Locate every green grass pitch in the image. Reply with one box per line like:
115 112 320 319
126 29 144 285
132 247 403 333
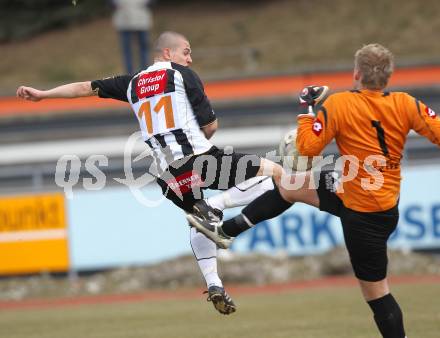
1 283 439 338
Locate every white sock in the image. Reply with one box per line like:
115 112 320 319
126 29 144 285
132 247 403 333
190 227 222 288
208 176 274 210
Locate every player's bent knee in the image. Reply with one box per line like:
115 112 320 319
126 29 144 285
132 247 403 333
359 278 390 301
257 159 285 184
278 184 295 203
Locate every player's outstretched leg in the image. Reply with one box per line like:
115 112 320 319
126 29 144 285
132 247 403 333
187 181 292 248
188 177 275 248
206 176 274 211
187 172 320 248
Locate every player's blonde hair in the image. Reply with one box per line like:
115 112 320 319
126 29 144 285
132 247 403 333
354 44 394 89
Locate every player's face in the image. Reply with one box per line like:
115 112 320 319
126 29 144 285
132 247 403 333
170 39 193 66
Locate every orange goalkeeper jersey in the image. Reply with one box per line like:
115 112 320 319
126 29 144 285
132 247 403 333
296 89 440 212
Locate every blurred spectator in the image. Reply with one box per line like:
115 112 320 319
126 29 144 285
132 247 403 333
112 0 154 74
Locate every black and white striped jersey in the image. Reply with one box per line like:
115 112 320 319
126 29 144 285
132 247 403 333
91 61 216 174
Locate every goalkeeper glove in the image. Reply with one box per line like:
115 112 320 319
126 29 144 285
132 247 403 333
299 85 329 107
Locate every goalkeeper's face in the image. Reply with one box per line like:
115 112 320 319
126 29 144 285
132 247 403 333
170 38 193 67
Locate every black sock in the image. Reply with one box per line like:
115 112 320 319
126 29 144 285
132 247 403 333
242 184 292 224
367 293 406 338
221 214 252 237
221 184 293 237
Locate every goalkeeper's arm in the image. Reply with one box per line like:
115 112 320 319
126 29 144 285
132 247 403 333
296 87 335 156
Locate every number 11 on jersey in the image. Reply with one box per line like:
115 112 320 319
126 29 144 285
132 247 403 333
137 95 175 134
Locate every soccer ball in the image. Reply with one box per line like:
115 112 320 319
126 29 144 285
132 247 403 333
278 128 315 171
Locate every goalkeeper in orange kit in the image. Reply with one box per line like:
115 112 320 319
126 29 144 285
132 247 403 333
189 44 440 338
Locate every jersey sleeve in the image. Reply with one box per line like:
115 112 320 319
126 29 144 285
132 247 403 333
172 63 216 127
296 95 338 156
409 96 440 147
91 75 132 102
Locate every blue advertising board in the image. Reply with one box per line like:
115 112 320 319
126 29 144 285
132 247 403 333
67 188 189 270
68 165 440 270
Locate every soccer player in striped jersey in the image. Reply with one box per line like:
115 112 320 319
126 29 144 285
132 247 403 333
188 44 440 337
17 31 286 315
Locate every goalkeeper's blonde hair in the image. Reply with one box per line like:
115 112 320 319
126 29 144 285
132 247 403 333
354 44 394 90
